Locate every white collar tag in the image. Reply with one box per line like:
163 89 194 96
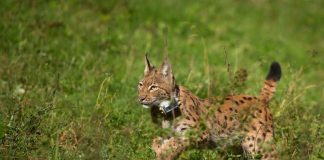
159 88 179 115
159 100 179 114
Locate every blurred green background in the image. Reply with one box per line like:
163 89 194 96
0 0 323 159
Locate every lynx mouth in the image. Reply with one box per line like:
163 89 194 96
140 101 153 105
140 99 166 107
140 101 155 109
139 99 157 106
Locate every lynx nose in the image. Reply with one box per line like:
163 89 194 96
138 96 146 103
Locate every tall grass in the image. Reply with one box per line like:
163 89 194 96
0 0 323 159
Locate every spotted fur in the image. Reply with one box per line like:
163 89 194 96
138 55 281 160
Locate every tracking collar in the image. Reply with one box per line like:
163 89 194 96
159 86 180 115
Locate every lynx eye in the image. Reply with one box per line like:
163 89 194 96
138 82 143 87
149 85 158 91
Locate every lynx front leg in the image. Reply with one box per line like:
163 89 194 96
152 137 163 159
152 136 189 160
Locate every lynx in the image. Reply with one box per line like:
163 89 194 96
137 55 281 160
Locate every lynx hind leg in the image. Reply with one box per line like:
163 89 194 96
242 130 278 160
152 136 189 160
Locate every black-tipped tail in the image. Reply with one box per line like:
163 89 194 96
266 62 281 81
260 62 282 103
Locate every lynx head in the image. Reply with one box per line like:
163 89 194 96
138 55 176 108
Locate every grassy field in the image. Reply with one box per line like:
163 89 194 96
0 0 323 159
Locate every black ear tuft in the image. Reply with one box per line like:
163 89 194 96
266 62 281 81
144 54 154 75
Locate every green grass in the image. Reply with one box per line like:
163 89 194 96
0 0 323 159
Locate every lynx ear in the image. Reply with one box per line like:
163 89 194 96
160 58 172 77
144 54 154 75
160 58 176 88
